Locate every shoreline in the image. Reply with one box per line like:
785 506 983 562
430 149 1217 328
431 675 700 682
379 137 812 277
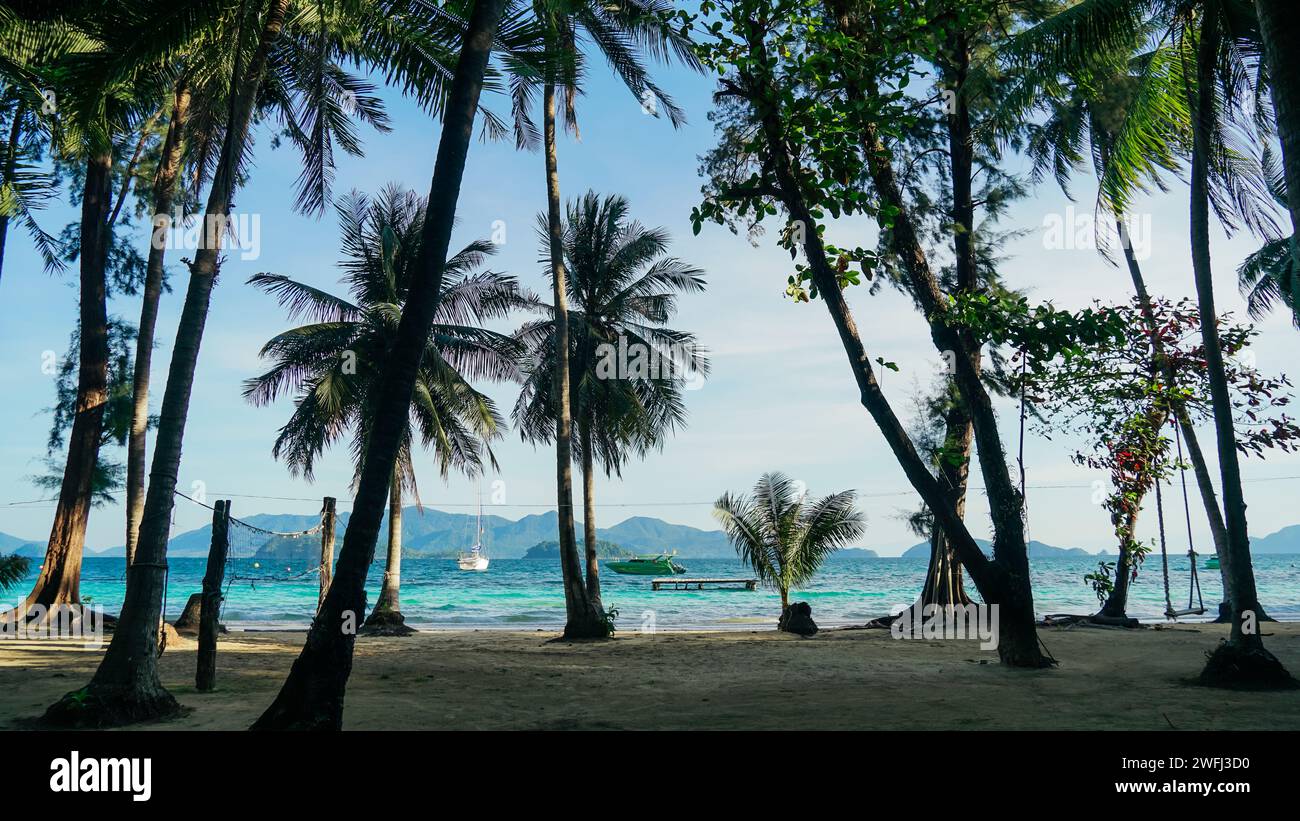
5 622 1300 730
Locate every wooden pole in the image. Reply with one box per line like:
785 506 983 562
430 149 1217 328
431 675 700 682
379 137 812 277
196 499 230 692
318 496 336 613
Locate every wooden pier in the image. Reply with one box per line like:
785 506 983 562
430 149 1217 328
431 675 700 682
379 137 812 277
651 577 758 591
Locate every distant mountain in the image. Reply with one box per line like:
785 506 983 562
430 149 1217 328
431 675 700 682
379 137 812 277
523 540 631 560
1252 525 1300 554
0 531 42 558
598 516 734 557
900 538 1105 559
829 548 880 559
121 507 737 562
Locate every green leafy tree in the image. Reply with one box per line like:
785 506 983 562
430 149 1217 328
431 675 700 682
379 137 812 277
688 0 1052 666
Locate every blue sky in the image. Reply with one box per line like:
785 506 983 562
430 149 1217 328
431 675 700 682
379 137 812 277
1 54 1297 557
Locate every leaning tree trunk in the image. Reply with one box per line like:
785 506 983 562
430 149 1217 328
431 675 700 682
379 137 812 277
541 78 605 639
742 19 1046 666
1257 0 1300 241
9 151 113 623
1189 10 1293 688
126 79 192 566
362 467 413 635
251 0 509 730
821 0 1044 665
579 409 603 607
42 0 292 727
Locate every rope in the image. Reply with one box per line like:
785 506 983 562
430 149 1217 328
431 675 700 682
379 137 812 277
1018 352 1030 542
1156 474 1175 619
1174 424 1205 614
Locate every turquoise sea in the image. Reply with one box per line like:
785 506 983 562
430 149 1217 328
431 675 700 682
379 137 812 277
7 554 1300 629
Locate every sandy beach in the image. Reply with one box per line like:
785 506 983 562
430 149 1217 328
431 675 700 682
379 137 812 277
2 622 1299 730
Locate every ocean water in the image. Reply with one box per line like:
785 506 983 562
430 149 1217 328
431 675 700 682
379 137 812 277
7 554 1300 630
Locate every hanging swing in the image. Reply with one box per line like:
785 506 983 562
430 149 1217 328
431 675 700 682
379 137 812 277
1158 420 1206 619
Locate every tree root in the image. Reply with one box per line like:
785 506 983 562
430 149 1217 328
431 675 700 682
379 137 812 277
358 608 415 637
1197 641 1299 690
1040 613 1145 629
41 685 183 729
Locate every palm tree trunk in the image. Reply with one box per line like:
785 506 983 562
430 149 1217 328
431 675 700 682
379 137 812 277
1257 0 1300 240
251 0 509 729
126 79 191 566
579 412 603 607
1189 9 1291 687
362 467 412 635
542 79 603 639
9 151 113 622
42 0 291 727
0 100 24 289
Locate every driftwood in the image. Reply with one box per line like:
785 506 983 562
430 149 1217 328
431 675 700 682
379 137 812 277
1040 613 1145 629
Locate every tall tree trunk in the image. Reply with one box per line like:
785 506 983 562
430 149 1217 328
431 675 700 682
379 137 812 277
126 79 191 566
1257 0 1300 240
8 151 113 622
251 0 509 730
743 19 1046 666
42 0 292 727
362 467 412 635
579 412 603 606
541 78 604 639
1189 10 1292 687
919 30 976 608
0 100 24 288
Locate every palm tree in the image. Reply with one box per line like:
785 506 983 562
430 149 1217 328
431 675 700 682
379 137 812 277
0 2 172 625
1005 0 1293 687
253 0 513 730
0 555 30 592
714 472 864 626
1237 149 1299 327
245 185 528 635
43 0 295 727
1255 1 1300 237
513 191 707 613
1016 45 1251 616
42 0 500 727
0 91 62 285
520 0 699 639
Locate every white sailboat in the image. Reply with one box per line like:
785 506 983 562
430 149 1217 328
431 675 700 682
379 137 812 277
457 493 489 571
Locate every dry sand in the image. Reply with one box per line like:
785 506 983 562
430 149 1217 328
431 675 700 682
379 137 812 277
2 622 1299 730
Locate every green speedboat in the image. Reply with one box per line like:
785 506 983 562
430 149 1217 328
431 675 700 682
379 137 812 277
1205 555 1220 570
604 553 686 576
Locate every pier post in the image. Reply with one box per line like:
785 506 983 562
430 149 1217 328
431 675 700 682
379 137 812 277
197 499 231 692
318 496 336 612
